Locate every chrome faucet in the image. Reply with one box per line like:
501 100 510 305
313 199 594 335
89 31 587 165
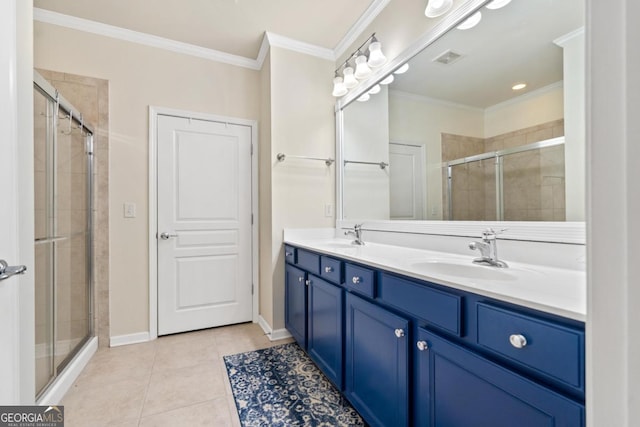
344 223 364 245
469 228 508 268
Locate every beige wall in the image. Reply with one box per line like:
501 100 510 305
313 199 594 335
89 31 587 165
266 47 336 330
34 22 260 336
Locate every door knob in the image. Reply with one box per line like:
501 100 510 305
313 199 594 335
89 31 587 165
0 259 27 282
159 232 178 240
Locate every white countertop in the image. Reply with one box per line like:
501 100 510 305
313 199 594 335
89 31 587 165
284 235 586 322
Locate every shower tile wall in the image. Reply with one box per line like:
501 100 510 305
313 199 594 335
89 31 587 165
37 69 110 348
441 119 565 221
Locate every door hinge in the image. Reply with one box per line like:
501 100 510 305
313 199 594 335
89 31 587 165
250 144 254 156
251 283 254 295
251 213 254 225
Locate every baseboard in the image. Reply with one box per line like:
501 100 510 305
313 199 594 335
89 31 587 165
109 331 151 347
258 315 292 342
37 337 98 405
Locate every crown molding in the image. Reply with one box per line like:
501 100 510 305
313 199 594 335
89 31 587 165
33 7 261 70
390 89 485 113
265 32 335 61
334 0 392 61
553 26 585 47
484 81 564 113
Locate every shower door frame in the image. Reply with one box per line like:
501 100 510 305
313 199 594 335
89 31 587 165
33 71 95 400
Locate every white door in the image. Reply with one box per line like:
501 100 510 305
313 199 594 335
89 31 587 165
1 0 34 403
157 115 253 335
389 143 426 220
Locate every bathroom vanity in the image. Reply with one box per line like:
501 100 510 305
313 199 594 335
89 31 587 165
283 235 585 427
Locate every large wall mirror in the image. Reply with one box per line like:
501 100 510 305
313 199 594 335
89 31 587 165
336 0 585 240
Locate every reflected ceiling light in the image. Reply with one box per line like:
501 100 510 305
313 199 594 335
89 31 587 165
425 0 453 18
512 82 527 91
343 65 358 89
356 93 370 102
394 63 410 74
380 74 395 85
367 36 387 68
457 11 482 30
354 53 373 79
368 84 381 95
332 75 348 97
486 0 512 10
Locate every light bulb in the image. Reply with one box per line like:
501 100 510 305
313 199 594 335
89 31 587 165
343 66 358 89
380 74 395 85
332 76 347 97
486 0 512 10
367 41 387 68
394 63 410 74
425 0 453 18
368 84 381 95
356 93 370 102
457 11 482 30
354 54 372 80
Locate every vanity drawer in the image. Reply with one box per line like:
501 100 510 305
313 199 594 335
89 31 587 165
284 245 296 264
476 303 584 391
320 256 343 285
344 263 375 298
379 273 462 336
296 249 320 275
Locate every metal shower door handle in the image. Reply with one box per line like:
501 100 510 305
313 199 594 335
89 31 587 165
0 259 27 282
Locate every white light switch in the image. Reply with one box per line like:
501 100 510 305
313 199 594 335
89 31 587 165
124 202 137 218
324 203 333 217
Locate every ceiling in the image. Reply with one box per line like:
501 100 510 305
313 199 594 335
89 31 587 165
390 0 585 109
33 0 376 59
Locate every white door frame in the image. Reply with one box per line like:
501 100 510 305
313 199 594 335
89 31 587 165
0 0 35 403
389 140 427 220
148 106 259 340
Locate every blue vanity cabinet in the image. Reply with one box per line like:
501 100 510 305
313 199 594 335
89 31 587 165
415 327 584 427
307 275 344 389
345 292 410 427
285 263 308 348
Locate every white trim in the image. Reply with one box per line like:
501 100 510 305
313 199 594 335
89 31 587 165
389 89 485 113
258 316 293 342
33 8 261 70
256 33 271 69
148 106 260 340
553 26 586 47
484 81 564 113
109 332 151 347
36 337 97 405
266 32 335 61
333 0 392 60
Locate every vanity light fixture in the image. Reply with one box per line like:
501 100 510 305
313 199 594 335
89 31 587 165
486 0 512 9
356 93 370 102
457 11 482 30
425 0 453 18
332 33 387 97
512 82 527 91
368 84 381 95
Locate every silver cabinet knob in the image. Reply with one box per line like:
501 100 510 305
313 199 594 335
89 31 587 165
298 276 304 283
159 232 178 240
352 276 361 284
416 340 429 351
305 280 310 286
394 329 405 338
509 334 527 349
324 266 333 273
285 252 293 257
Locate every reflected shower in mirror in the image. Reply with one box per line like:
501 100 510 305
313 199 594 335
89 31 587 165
340 0 585 222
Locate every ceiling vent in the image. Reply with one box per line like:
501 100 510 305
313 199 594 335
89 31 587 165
433 49 463 65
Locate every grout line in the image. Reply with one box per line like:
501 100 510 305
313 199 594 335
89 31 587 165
136 345 158 425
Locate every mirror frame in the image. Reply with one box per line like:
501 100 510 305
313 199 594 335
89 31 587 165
335 0 586 244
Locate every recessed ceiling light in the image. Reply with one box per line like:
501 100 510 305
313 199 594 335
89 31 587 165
425 0 454 18
512 83 527 91
457 11 482 30
486 0 512 10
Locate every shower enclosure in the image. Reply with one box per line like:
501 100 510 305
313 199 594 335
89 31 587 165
443 137 566 221
33 72 94 399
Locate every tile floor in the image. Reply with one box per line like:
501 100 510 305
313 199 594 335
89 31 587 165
61 322 294 426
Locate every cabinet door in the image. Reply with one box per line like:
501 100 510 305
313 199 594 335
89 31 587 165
308 275 343 389
285 264 307 348
345 293 409 427
415 328 584 427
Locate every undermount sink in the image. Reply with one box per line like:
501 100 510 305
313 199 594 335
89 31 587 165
313 241 360 250
410 260 520 281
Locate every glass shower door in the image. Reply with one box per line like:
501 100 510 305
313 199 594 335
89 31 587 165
34 80 93 399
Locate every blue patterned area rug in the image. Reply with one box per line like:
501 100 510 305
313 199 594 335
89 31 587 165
223 343 364 427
